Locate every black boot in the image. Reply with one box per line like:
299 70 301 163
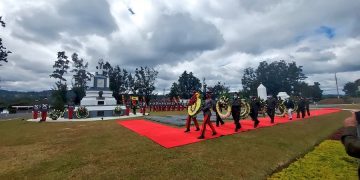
195 127 200 131
184 129 190 133
198 135 205 139
254 121 260 128
212 132 217 136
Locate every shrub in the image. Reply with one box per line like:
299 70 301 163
269 140 358 180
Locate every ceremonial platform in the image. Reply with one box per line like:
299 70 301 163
117 108 341 148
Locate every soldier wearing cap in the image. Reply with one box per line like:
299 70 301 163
198 91 217 139
249 96 261 128
184 91 200 132
231 92 242 132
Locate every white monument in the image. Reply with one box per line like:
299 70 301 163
77 61 124 117
257 83 267 100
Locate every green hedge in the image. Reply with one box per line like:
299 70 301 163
269 140 358 180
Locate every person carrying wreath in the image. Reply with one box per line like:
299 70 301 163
198 91 217 139
184 91 200 132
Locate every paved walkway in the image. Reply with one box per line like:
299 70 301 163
26 113 148 122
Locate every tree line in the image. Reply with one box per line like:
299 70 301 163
169 60 323 101
49 51 158 110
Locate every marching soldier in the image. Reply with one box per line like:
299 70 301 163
266 95 277 124
284 98 295 120
305 98 311 116
184 91 200 132
249 96 260 128
198 91 217 139
298 97 306 118
231 92 242 132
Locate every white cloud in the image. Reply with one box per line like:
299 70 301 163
0 0 359 95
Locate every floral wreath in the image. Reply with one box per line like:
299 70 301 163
114 106 122 115
275 100 286 117
76 106 89 119
216 94 232 119
49 109 64 120
187 92 202 116
240 99 251 119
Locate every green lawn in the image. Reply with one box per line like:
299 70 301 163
0 111 351 179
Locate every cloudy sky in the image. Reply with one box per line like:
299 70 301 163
0 0 359 94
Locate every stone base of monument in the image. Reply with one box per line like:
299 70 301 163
63 105 127 119
26 113 148 122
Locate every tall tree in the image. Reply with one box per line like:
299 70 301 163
241 67 258 96
108 65 132 103
70 53 92 105
176 71 202 99
50 51 70 110
207 81 230 99
134 67 158 103
242 60 307 96
168 82 180 99
0 16 11 66
311 82 323 101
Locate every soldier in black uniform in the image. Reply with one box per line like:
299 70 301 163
249 96 260 128
305 98 311 116
266 95 277 124
295 96 301 118
231 93 242 132
298 97 306 118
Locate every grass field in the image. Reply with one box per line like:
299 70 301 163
335 104 360 110
0 110 351 179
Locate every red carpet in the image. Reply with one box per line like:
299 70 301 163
117 108 341 148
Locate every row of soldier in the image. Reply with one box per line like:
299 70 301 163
184 91 312 139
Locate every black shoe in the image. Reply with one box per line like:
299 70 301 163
184 129 190 133
198 135 204 139
212 132 217 136
221 122 225 125
254 121 260 128
195 128 200 131
216 124 219 127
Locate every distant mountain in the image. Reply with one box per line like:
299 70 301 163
0 90 53 108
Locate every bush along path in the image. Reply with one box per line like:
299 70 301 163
269 140 358 180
